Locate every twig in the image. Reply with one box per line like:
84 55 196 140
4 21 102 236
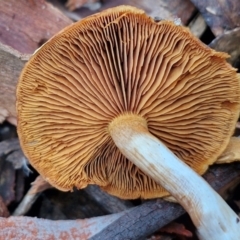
13 176 52 216
188 13 207 38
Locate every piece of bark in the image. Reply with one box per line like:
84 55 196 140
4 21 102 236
0 0 72 54
0 0 73 123
91 200 185 240
203 164 240 192
209 27 240 67
84 185 133 213
0 138 28 205
0 213 125 240
0 43 30 123
50 0 195 25
190 0 240 36
0 155 15 206
1 163 240 240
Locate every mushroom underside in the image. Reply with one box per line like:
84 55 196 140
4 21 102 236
17 6 240 199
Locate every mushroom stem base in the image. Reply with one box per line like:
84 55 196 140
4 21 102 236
109 114 240 240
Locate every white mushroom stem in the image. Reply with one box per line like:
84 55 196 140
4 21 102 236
109 115 240 240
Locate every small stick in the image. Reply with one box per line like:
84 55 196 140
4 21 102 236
12 176 52 216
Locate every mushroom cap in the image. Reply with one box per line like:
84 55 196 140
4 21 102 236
17 6 240 199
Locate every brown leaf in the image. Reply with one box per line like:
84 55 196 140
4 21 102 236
159 222 193 237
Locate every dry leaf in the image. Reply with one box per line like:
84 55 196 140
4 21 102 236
159 222 193 238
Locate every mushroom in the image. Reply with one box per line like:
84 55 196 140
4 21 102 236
17 6 240 239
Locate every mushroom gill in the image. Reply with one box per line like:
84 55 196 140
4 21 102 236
17 6 240 199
